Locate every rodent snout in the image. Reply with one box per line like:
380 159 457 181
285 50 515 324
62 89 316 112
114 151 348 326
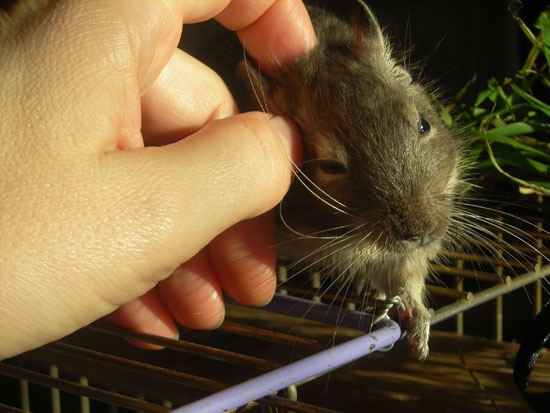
389 211 446 252
399 224 439 249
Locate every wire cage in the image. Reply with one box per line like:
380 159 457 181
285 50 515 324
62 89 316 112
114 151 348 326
0 194 549 413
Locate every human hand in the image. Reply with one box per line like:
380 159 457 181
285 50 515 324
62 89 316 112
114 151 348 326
0 0 316 359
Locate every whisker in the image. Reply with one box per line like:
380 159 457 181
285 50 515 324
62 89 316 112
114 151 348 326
242 47 269 114
292 167 351 214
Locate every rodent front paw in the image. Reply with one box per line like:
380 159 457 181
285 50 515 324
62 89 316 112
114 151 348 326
396 294 431 360
407 310 430 360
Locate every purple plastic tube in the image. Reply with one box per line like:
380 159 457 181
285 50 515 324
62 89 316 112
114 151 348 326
172 318 401 413
262 292 398 330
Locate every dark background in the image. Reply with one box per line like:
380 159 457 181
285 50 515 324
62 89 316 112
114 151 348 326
181 0 544 102
365 0 541 100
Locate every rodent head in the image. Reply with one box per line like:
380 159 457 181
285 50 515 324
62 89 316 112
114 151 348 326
238 1 463 277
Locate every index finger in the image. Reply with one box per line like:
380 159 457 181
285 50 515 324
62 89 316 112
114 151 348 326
216 0 318 74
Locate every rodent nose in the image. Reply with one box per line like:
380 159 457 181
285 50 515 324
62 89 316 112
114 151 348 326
406 235 423 245
402 234 424 248
402 226 438 248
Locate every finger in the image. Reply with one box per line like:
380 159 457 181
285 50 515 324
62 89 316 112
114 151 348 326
114 213 279 334
105 290 178 350
140 48 238 147
157 250 225 329
110 115 299 335
94 0 231 90
208 212 277 306
216 0 317 74
103 112 302 281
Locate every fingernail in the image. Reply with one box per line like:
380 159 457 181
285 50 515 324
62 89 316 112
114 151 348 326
269 115 303 169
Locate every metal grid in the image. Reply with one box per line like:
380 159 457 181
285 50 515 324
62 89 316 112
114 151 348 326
0 311 398 413
0 194 548 412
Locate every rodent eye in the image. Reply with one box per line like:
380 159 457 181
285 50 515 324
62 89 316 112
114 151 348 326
319 159 347 175
418 116 431 135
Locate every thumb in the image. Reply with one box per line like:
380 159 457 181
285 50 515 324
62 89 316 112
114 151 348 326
109 112 302 286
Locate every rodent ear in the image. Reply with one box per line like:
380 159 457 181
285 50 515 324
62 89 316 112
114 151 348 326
394 65 413 84
350 0 385 53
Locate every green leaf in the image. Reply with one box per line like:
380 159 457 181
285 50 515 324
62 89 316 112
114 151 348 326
510 84 550 118
535 9 550 64
482 132 550 160
474 87 496 107
484 135 550 195
484 122 535 137
525 157 550 175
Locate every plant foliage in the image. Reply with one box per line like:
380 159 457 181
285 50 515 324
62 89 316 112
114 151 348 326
445 6 550 195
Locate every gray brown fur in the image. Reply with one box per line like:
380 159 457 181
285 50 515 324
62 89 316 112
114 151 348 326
238 0 465 359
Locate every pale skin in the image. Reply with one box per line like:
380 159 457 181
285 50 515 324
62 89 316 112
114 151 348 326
0 0 317 359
